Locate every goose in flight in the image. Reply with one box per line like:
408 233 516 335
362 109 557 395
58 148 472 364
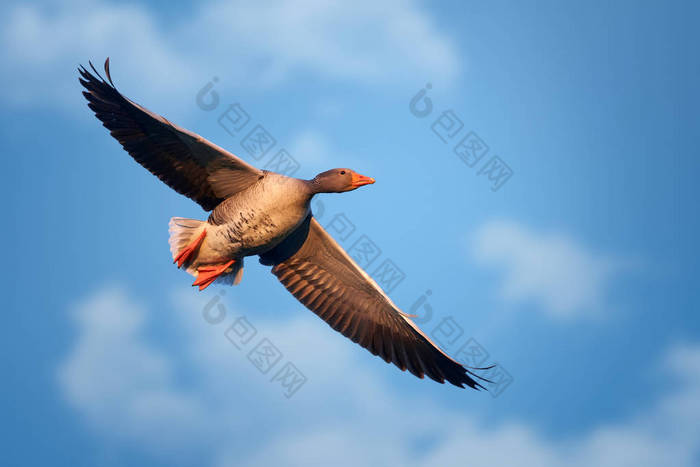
79 59 490 390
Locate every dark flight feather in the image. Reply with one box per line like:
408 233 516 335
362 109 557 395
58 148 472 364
79 58 262 211
261 215 487 389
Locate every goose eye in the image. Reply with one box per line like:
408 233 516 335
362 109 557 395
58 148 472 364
340 170 346 175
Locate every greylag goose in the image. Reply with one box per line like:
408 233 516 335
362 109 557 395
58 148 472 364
79 59 489 390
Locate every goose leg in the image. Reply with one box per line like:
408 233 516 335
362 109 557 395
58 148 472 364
193 259 236 291
174 229 207 268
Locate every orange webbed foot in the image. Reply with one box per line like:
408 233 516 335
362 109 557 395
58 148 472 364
193 259 235 291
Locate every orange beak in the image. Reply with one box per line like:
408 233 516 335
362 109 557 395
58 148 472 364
351 172 375 188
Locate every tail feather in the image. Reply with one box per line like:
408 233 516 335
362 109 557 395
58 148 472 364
169 217 245 287
169 217 206 273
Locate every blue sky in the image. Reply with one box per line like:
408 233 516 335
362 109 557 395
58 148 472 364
2 1 699 466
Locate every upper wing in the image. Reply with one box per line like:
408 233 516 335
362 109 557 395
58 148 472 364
79 59 263 211
259 215 488 389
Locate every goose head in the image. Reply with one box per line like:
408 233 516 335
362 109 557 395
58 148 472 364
310 168 375 193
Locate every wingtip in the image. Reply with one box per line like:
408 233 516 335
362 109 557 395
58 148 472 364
104 57 115 86
77 58 117 90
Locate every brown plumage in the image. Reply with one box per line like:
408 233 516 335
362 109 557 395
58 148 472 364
79 58 263 211
260 216 487 387
79 58 491 390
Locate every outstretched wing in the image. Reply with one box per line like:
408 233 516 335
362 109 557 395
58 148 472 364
79 58 263 211
259 215 488 389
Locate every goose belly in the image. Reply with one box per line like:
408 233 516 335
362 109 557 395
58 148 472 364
208 192 310 257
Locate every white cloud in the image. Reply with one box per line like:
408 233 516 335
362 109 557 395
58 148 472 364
58 285 699 466
191 0 459 85
471 219 623 319
0 1 194 109
288 129 332 166
0 0 460 109
57 286 212 450
286 128 366 175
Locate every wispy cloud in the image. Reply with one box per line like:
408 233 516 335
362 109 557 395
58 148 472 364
58 285 699 466
288 129 332 166
0 0 460 109
0 2 193 109
470 219 625 319
56 287 212 451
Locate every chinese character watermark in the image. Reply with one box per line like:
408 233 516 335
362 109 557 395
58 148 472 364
409 83 514 192
201 290 308 399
